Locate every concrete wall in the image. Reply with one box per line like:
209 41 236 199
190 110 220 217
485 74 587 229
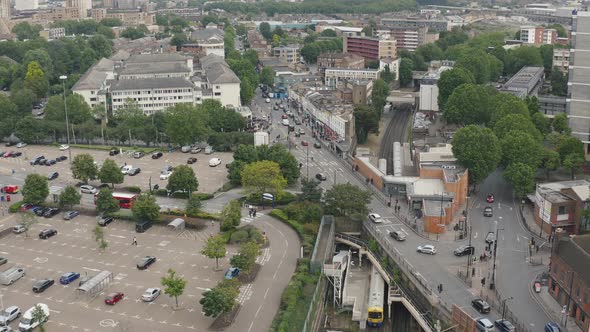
353 157 384 191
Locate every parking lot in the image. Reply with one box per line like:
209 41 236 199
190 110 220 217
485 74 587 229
0 213 244 332
0 145 233 194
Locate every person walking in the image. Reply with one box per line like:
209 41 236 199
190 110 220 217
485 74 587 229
131 236 137 246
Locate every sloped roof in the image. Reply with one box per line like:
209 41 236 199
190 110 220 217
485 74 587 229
126 53 189 64
120 63 190 75
72 58 114 91
200 54 240 84
556 235 590 284
190 28 224 42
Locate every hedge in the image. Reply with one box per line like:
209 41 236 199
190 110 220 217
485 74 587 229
124 186 142 193
269 209 315 256
152 190 214 200
57 143 161 154
9 201 24 213
163 208 219 220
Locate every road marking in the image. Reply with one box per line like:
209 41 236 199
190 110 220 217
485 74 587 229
82 267 100 272
474 232 478 239
109 235 126 239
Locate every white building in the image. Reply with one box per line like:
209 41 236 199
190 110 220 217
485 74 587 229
189 28 225 57
324 68 381 88
118 53 193 80
553 48 570 72
200 54 241 108
110 78 195 115
71 58 116 109
416 60 454 112
15 0 39 10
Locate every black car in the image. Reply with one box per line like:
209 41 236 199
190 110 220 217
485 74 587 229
152 152 163 159
56 155 67 162
137 256 156 270
454 245 475 257
34 207 49 216
98 216 114 226
43 207 60 218
495 319 515 332
109 149 120 156
32 279 55 293
5 141 14 147
128 168 141 176
47 172 59 180
46 159 56 166
316 173 327 181
187 157 197 164
13 151 22 157
471 298 491 314
39 228 57 239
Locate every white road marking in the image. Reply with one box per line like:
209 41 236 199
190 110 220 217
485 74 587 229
82 267 100 272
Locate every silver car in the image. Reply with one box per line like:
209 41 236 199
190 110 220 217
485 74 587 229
0 305 20 326
417 245 437 255
141 288 161 302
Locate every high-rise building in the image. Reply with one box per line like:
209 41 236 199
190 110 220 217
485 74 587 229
15 0 39 11
66 0 91 18
567 11 590 154
0 0 10 18
519 25 558 45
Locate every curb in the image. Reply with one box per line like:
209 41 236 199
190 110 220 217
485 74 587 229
528 274 561 327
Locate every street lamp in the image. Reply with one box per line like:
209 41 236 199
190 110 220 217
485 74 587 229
501 296 513 320
59 75 72 163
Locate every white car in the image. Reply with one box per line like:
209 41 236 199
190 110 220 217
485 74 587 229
120 165 133 174
265 98 270 103
160 171 173 180
0 305 20 326
368 213 383 223
417 245 437 255
80 185 97 194
141 288 161 302
15 142 26 148
208 158 221 167
59 144 70 151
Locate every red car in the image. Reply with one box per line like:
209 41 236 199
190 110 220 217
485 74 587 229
486 193 495 203
281 114 288 119
301 141 309 146
3 151 14 158
1 185 19 194
105 292 124 305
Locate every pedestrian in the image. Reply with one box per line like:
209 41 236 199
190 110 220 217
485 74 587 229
211 220 214 227
253 209 257 217
132 236 137 246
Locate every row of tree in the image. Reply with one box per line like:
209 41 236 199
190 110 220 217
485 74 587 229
354 78 390 143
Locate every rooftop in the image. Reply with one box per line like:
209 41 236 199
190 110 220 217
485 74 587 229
190 28 225 42
120 62 190 75
72 58 114 91
538 180 590 202
200 55 240 84
110 77 194 90
125 53 189 64
555 235 590 284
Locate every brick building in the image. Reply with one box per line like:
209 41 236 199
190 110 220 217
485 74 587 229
549 233 590 332
344 35 380 61
317 52 365 76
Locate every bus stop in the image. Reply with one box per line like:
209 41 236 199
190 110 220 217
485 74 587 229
168 218 185 231
76 270 113 299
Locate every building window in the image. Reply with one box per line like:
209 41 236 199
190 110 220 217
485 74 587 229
214 92 221 96
559 206 566 214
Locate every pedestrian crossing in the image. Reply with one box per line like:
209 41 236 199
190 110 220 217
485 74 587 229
240 213 265 223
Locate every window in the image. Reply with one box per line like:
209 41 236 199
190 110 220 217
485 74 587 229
214 92 221 96
558 206 566 214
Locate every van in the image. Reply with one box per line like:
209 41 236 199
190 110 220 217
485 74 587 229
0 267 25 285
135 220 153 233
18 303 49 331
282 119 289 126
204 146 213 155
181 145 192 153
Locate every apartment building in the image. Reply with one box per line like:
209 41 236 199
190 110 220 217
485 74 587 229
553 48 570 72
381 17 449 32
199 54 241 108
32 7 81 25
376 26 427 52
273 45 301 64
66 0 91 18
40 28 66 40
0 0 10 18
188 28 225 57
117 54 193 80
344 35 380 60
317 52 365 76
90 8 155 26
379 38 397 59
520 25 558 45
110 78 195 115
324 68 381 88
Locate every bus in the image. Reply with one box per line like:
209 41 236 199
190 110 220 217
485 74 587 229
94 192 138 209
367 265 385 327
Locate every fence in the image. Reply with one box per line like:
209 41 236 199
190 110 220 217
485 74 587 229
478 286 534 332
302 276 327 332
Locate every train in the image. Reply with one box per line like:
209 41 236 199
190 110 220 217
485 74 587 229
367 265 385 327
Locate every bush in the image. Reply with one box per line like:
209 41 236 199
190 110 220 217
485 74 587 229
170 191 189 199
9 201 24 213
193 193 214 200
229 230 249 243
163 208 219 220
125 186 142 193
153 189 168 196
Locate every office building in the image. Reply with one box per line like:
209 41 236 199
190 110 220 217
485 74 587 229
0 0 10 18
67 0 92 18
110 78 195 115
500 66 544 98
272 45 301 64
381 17 448 32
553 48 570 72
378 38 397 59
15 0 39 11
90 8 155 26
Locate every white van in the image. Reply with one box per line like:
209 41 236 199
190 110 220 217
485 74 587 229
0 267 25 285
204 146 213 155
18 303 49 331
181 145 192 153
282 119 289 126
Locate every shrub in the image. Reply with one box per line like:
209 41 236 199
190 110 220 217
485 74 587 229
192 193 214 200
153 189 168 196
229 230 249 243
171 191 189 199
125 186 142 193
9 201 24 213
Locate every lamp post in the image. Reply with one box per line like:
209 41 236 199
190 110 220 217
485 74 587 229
59 75 72 163
501 296 513 320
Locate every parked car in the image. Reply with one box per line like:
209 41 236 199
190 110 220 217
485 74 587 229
476 318 494 332
109 149 119 156
43 208 60 218
471 298 491 313
181 145 192 153
12 152 22 157
0 305 20 326
417 245 437 255
105 292 124 305
187 157 197 164
390 230 406 241
15 142 26 148
190 147 202 154
98 216 114 227
127 168 141 176
485 232 496 244
18 303 49 331
136 256 156 270
368 213 383 223
12 224 25 234
454 245 475 257
161 165 173 174
120 165 133 174
315 173 327 181
544 322 561 332
32 279 54 293
486 193 495 203
59 144 69 151
59 272 80 285
56 155 67 162
313 142 322 149
45 159 56 166
483 206 493 217
34 207 48 217
301 140 309 146
47 172 59 180
141 288 161 302
208 158 221 167
80 185 97 194
63 210 80 220
0 257 6 266
1 185 18 194
151 151 163 159
133 151 145 159
494 319 515 332
38 229 57 239
160 171 173 180
224 267 240 280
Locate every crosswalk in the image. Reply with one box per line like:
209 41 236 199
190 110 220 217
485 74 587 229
240 212 265 223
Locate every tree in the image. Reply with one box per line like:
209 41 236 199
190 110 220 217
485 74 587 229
98 159 124 188
437 68 475 109
259 67 275 87
22 173 49 205
31 304 48 332
120 26 148 39
229 241 260 273
399 58 413 86
452 125 501 185
220 200 241 232
320 29 337 37
20 212 36 238
259 22 272 40
240 77 255 105
100 18 123 27
71 154 98 184
88 34 113 58
201 235 226 270
380 65 396 84
505 46 543 75
241 160 287 195
0 95 18 139
324 183 371 217
494 114 541 141
371 79 389 116
550 69 568 96
95 188 120 215
59 186 81 209
500 131 543 168
166 165 199 194
131 194 160 221
171 33 187 51
564 153 586 180
24 61 48 98
354 105 379 144
164 104 209 145
557 136 585 162
300 177 323 202
12 22 42 41
443 84 492 125
11 88 37 116
532 112 551 136
161 269 186 308
540 149 561 180
416 43 444 63
200 279 239 317
93 225 108 251
552 113 571 134
504 162 535 199
490 93 530 127
181 195 201 216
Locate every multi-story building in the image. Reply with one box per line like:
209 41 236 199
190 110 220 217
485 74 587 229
110 78 195 115
337 80 373 105
40 28 66 40
72 58 116 109
324 68 381 88
66 0 91 18
199 54 241 108
273 45 300 64
548 233 590 332
0 0 10 18
553 48 570 72
500 66 544 98
344 35 380 60
520 25 558 45
414 60 454 111
187 28 225 57
567 11 590 151
378 37 396 59
533 180 590 235
32 7 81 25
317 52 365 76
15 0 38 11
376 26 427 52
117 53 193 80
90 8 155 26
381 17 449 32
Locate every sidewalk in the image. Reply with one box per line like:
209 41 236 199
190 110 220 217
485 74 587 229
531 285 581 332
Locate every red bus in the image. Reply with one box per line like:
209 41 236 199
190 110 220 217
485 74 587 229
94 192 138 209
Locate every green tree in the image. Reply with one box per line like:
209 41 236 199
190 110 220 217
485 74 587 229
201 235 226 270
98 159 124 188
166 165 199 194
22 173 49 205
24 61 48 98
259 67 275 87
171 33 187 51
437 68 475 109
240 77 255 105
540 149 561 180
500 131 543 168
550 69 568 96
380 65 396 84
15 116 47 143
489 93 530 127
241 160 287 195
120 26 148 39
557 136 585 162
100 18 123 26
229 241 260 273
399 58 413 86
88 34 113 58
95 188 120 215
443 84 492 125
563 153 585 180
526 96 540 115
504 162 536 198
20 212 36 238
31 304 48 332
505 46 543 75
371 78 389 116
220 200 241 232
532 112 551 136
164 104 208 145
452 125 501 185
324 183 371 217
131 194 160 221
161 269 187 308
97 25 115 39
93 225 108 251
354 105 379 144
494 114 541 141
552 113 571 134
71 153 98 184
12 22 42 40
416 43 444 63
259 22 272 40
200 279 239 317
11 88 37 116
300 177 323 202
186 195 202 215
0 95 18 139
59 185 81 209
